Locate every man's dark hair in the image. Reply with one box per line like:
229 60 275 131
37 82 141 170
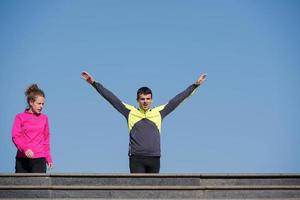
137 87 152 100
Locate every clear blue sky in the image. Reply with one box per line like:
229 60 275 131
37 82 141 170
1 0 299 173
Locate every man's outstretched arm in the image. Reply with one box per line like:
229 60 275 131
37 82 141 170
160 73 207 118
81 71 129 118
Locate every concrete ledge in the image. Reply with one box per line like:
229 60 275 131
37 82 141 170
1 185 300 190
0 173 299 199
1 173 300 177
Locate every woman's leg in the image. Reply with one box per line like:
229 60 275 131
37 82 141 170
15 157 30 173
30 158 46 173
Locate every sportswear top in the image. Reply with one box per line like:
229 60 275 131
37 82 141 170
92 81 199 157
12 110 52 163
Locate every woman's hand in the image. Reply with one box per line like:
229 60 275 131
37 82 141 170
25 149 34 158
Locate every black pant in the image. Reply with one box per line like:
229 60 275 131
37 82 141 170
129 155 160 173
15 157 46 173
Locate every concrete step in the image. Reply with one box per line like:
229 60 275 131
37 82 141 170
0 173 299 199
1 173 300 186
0 199 298 200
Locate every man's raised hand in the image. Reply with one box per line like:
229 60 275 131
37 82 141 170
81 71 95 84
195 73 207 86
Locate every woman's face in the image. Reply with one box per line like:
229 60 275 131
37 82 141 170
29 95 45 114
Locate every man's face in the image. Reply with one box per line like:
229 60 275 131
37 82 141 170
138 93 152 111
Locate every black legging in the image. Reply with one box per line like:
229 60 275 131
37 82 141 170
15 157 46 173
129 155 160 173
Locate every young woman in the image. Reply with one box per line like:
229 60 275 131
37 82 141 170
12 84 53 173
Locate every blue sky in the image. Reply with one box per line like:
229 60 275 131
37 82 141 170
0 0 299 173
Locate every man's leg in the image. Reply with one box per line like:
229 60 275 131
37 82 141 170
129 156 146 173
145 157 160 173
30 158 47 173
15 157 30 173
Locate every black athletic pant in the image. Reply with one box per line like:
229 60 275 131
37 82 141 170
15 157 46 173
129 155 160 173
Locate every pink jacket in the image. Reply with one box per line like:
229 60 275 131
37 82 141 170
12 110 53 164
